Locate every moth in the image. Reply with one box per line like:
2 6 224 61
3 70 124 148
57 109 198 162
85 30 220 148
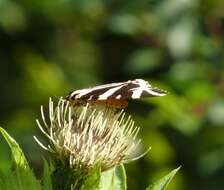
66 79 167 108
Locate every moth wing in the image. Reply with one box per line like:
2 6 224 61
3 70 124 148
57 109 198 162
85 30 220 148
68 82 126 101
67 79 167 102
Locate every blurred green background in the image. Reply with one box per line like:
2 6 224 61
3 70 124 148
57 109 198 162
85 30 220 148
0 0 224 189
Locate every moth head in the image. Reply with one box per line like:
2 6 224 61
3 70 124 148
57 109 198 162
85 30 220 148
131 79 167 98
132 79 152 87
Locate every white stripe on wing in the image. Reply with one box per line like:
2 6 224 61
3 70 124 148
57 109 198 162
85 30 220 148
98 85 125 100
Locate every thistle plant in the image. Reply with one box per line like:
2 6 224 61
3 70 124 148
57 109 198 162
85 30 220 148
34 98 145 189
0 98 179 190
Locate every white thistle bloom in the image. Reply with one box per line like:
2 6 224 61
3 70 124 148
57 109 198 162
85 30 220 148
34 98 146 171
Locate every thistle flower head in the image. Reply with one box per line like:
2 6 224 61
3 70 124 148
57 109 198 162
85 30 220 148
34 98 144 171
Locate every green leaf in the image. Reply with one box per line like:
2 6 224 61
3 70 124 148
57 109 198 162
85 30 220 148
0 127 42 190
147 167 181 190
0 167 42 190
99 164 127 190
0 127 29 170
